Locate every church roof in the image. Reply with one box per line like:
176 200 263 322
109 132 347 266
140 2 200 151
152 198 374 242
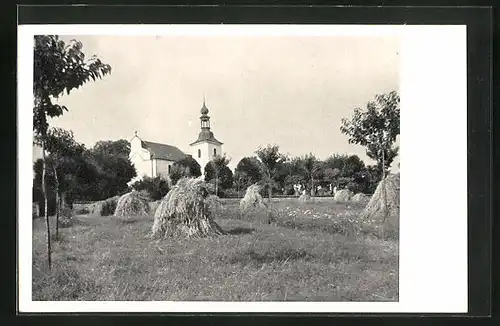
141 140 187 161
189 130 223 146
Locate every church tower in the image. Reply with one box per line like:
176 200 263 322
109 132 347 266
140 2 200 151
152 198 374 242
189 99 223 175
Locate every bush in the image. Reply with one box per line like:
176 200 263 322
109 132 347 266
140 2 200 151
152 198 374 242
130 176 170 201
346 181 363 194
89 196 119 216
219 187 239 198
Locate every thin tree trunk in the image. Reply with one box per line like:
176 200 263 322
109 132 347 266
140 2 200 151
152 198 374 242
41 144 51 270
381 149 389 223
267 171 272 202
382 149 386 180
53 165 60 239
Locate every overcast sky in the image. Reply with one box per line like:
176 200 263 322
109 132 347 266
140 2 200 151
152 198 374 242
36 34 400 171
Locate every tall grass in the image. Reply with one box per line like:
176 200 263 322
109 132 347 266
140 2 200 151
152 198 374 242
32 199 399 301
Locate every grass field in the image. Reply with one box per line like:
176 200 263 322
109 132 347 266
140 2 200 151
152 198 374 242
32 199 399 301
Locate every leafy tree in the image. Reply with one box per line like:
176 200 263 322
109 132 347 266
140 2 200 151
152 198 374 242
323 167 340 193
88 139 136 200
170 156 202 185
33 35 111 269
204 155 233 196
300 153 324 196
169 165 190 186
283 174 305 195
234 156 264 194
354 165 381 194
255 144 285 201
33 159 57 216
280 156 306 195
340 91 400 178
39 127 85 238
131 176 170 201
92 139 130 158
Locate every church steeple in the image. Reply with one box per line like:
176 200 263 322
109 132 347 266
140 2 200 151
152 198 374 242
200 97 210 129
190 98 224 176
190 99 223 146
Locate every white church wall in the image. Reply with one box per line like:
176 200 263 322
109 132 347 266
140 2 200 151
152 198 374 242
191 142 222 175
130 152 153 179
129 136 153 179
191 142 209 175
207 142 222 160
155 159 174 179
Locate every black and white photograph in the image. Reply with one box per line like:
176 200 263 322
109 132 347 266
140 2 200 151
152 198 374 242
18 23 469 313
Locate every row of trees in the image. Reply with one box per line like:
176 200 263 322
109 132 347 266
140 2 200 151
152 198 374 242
197 147 388 199
33 137 137 214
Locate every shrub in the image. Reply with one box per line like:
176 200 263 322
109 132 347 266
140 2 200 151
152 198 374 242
130 176 170 201
88 196 120 216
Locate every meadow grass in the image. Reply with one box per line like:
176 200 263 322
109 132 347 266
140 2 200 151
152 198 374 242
32 199 398 302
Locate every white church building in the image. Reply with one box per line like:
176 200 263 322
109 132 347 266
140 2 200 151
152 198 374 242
128 100 223 185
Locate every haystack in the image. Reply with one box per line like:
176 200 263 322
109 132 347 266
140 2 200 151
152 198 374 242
89 196 120 216
352 193 370 202
114 191 150 217
334 189 354 202
239 184 267 212
148 200 161 215
298 193 312 202
152 177 224 238
361 173 400 225
206 194 223 216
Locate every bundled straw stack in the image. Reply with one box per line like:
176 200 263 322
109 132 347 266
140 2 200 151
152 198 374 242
351 193 370 202
334 189 354 202
152 177 225 238
114 191 150 217
239 184 267 212
361 173 400 225
88 196 120 216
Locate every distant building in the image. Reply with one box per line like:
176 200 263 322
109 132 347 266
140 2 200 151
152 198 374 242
128 100 224 184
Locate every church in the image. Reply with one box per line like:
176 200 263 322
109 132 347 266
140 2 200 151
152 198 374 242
128 100 223 185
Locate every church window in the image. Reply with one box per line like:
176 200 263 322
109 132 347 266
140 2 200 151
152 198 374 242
213 148 217 156
168 165 171 174
198 149 201 158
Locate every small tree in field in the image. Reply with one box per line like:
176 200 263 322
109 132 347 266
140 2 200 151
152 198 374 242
234 156 264 195
255 144 285 202
340 91 400 179
204 155 233 197
300 153 324 196
33 35 111 269
36 127 85 239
